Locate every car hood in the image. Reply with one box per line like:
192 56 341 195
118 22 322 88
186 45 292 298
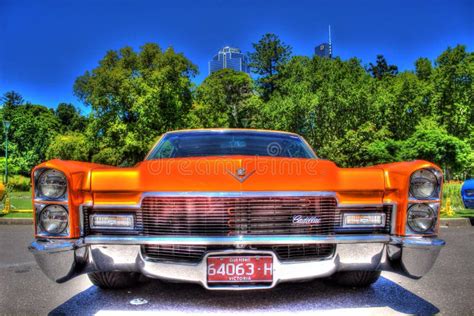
89 156 385 194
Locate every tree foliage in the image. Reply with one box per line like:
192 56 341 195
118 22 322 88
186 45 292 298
55 103 88 133
0 93 92 175
415 57 432 80
1 102 60 175
430 45 473 139
368 55 399 80
187 69 257 128
73 43 197 165
46 132 90 161
398 119 473 179
1 91 24 109
248 33 292 100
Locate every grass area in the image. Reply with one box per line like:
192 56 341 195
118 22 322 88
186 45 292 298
9 191 33 210
1 212 32 218
445 208 474 218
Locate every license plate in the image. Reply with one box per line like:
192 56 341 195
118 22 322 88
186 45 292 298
207 256 273 283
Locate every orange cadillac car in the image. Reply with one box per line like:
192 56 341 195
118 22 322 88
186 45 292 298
29 129 445 290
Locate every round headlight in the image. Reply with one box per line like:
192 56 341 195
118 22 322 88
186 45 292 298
407 204 435 233
39 205 68 234
410 169 438 199
37 169 67 199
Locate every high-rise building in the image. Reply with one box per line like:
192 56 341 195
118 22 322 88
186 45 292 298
315 25 333 58
315 43 331 58
208 46 249 75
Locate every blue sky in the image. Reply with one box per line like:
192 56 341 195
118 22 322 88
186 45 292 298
0 0 473 111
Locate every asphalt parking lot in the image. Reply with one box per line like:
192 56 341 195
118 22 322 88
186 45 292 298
0 225 473 315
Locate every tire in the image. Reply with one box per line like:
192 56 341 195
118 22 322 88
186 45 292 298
331 270 381 287
88 272 140 289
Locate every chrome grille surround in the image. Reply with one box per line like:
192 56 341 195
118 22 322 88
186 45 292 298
141 195 338 236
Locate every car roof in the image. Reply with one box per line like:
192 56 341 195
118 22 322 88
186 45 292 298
164 128 300 137
462 179 474 189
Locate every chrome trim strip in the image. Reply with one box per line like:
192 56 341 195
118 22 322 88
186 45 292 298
29 239 83 253
88 191 338 210
84 234 390 245
390 236 446 247
336 204 384 208
408 199 441 203
79 205 84 236
390 203 397 234
141 191 337 198
91 204 141 210
34 199 68 204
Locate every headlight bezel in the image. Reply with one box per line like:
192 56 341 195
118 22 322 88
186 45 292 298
37 204 69 236
35 168 68 201
409 168 441 200
406 203 438 234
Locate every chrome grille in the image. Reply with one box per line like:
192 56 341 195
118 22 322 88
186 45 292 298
143 245 207 263
141 196 338 236
143 244 335 263
271 244 335 261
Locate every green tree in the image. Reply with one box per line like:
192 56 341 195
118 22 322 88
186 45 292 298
430 45 474 139
55 103 88 132
374 72 427 140
1 91 24 111
248 33 292 100
367 55 398 80
188 69 256 128
256 56 375 155
46 132 90 161
74 43 197 165
415 57 433 80
0 104 60 175
319 122 393 166
399 119 473 179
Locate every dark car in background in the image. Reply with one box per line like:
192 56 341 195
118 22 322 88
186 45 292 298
461 179 474 209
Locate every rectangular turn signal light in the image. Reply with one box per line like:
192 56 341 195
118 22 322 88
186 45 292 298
90 214 134 230
343 213 385 228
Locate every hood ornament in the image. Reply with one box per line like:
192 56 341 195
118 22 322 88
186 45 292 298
226 167 256 183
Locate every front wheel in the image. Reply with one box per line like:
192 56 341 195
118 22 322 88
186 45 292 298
330 270 381 287
88 272 141 289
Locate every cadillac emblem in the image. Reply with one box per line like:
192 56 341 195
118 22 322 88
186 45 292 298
292 215 322 224
236 168 246 177
226 167 256 183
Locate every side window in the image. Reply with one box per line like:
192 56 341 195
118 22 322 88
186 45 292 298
156 140 175 158
286 142 308 158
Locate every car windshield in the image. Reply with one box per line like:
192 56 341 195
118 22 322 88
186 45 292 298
147 131 316 159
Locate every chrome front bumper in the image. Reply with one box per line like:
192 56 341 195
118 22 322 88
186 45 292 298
29 235 445 290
